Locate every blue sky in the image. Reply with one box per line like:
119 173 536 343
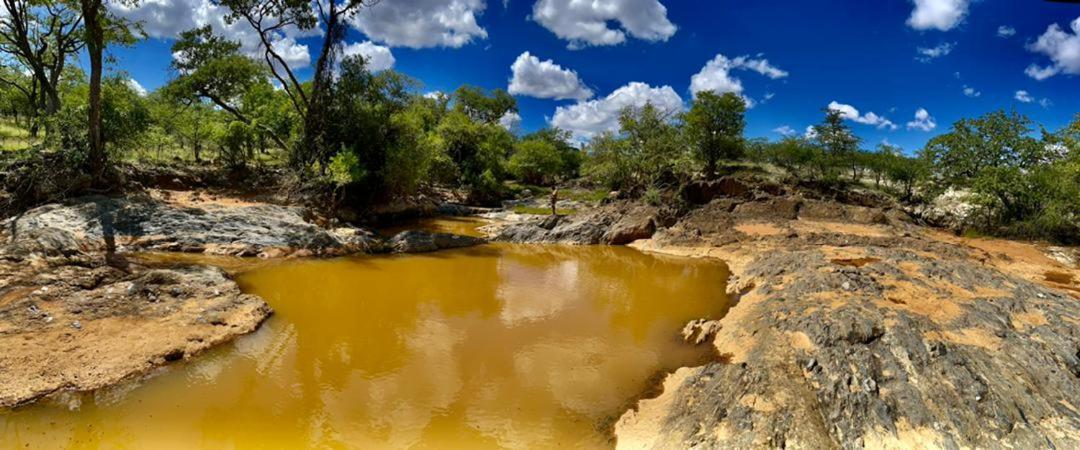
109 0 1079 152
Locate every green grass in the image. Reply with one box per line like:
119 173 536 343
561 188 609 203
513 205 577 216
0 120 40 152
123 144 289 167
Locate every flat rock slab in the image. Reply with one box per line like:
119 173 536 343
1 195 379 257
389 230 485 253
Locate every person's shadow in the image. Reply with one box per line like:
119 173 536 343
95 199 130 270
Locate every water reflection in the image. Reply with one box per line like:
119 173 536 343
1 244 729 449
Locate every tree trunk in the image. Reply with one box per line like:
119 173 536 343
298 6 343 172
82 0 105 180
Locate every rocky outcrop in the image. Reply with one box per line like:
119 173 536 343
603 210 656 245
491 202 660 245
616 205 1080 449
681 176 759 204
0 228 272 408
388 230 484 253
1 195 381 257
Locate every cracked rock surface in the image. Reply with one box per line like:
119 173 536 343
614 192 1080 449
0 227 271 408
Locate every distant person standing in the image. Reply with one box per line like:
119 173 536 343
550 187 559 216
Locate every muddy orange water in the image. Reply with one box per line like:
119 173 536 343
1 243 730 449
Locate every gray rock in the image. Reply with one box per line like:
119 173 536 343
389 230 484 254
492 201 657 246
1 196 381 257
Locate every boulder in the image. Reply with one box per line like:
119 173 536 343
682 176 754 204
389 230 484 253
603 212 656 245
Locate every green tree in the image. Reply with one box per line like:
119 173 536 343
923 110 1078 241
165 26 291 153
922 110 1047 186
213 0 379 171
522 127 580 180
77 0 139 179
683 91 746 179
509 139 563 185
454 85 517 125
437 109 512 193
0 0 85 132
764 137 820 181
322 55 416 195
50 75 150 156
583 102 687 192
812 108 860 181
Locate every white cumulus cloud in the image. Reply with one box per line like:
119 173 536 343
1025 17 1080 81
916 42 955 62
342 41 395 71
962 85 981 97
109 0 312 68
906 108 937 132
531 0 677 49
351 0 488 49
551 82 683 143
907 0 969 31
508 52 593 101
127 78 148 96
1015 90 1034 103
499 111 522 132
997 25 1016 38
828 101 897 131
689 54 788 101
773 125 796 136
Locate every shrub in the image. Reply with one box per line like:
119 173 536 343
509 139 563 185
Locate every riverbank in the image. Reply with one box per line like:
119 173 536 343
487 176 1080 448
0 188 483 408
2 171 1078 447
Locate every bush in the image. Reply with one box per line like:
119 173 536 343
381 106 438 196
582 102 689 193
508 139 563 185
763 138 819 180
923 110 1080 242
217 121 255 170
48 76 151 159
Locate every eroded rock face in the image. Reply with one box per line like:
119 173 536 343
0 196 381 257
492 202 660 245
617 209 1080 449
0 232 272 408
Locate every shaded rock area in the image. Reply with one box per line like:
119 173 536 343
608 181 1080 448
0 228 271 408
388 230 485 253
1 195 381 257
